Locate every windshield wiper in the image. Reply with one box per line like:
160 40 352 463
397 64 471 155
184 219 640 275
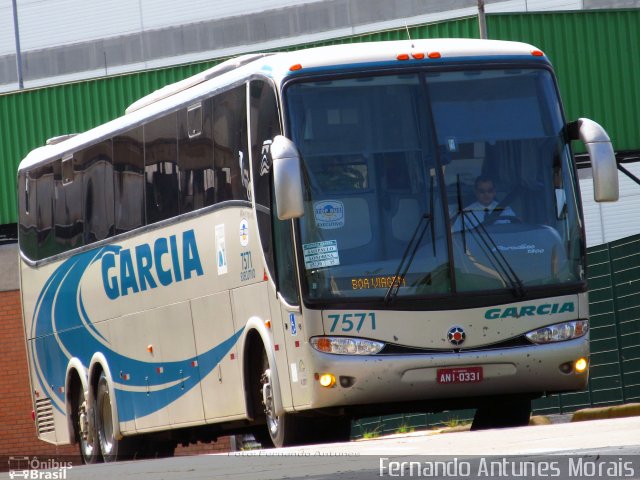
383 213 433 304
461 209 526 298
449 175 524 298
384 177 436 304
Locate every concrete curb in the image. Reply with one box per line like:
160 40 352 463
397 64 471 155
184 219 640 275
571 402 640 422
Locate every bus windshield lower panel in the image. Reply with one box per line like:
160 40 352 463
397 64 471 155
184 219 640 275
285 68 583 302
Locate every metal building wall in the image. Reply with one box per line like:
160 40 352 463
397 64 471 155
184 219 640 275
0 0 590 92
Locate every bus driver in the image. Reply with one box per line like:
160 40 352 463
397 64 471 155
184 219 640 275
452 176 516 231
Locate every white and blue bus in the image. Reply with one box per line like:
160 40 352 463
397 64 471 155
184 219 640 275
18 39 618 461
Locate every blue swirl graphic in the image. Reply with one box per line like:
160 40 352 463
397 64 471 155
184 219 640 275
32 245 243 422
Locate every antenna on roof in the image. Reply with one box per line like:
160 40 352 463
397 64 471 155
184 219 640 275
405 22 414 49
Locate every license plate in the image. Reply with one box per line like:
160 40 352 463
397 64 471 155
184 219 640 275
437 366 483 384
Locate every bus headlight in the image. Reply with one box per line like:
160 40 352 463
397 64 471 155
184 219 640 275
525 320 589 344
311 336 385 355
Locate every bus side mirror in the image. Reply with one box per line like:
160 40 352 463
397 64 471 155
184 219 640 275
569 118 619 202
272 135 304 220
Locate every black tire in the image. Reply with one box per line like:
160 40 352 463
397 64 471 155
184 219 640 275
75 386 101 464
95 372 137 461
254 349 351 448
471 397 532 431
255 350 302 448
136 437 176 459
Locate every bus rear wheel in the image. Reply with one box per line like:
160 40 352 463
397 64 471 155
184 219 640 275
76 386 101 464
95 372 137 461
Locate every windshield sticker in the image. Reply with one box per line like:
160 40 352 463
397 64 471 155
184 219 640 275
303 240 340 269
313 200 345 229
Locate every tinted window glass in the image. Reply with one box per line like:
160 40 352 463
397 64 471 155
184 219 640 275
34 164 54 260
178 101 215 212
18 171 38 259
53 157 83 254
213 86 249 202
114 127 145 234
78 140 114 243
145 113 179 224
249 80 296 301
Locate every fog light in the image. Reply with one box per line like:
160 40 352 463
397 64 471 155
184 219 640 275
339 376 355 388
559 361 573 374
318 373 336 388
575 357 588 373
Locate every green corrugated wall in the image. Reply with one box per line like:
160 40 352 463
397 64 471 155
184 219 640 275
487 10 640 157
3 10 639 225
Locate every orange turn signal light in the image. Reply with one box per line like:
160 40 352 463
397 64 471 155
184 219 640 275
318 373 336 388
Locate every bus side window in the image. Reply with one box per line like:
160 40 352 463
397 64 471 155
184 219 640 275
213 86 249 202
113 127 144 234
33 165 55 260
145 112 179 224
53 156 83 255
178 101 215 212
79 140 115 243
18 171 38 260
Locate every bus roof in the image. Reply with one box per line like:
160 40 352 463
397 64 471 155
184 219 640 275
18 38 545 173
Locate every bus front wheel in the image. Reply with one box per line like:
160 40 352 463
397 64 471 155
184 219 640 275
95 372 137 461
258 351 312 448
471 396 532 430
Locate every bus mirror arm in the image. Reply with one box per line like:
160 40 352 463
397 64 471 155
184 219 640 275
271 135 305 220
568 118 619 202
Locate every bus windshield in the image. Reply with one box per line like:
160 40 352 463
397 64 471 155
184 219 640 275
285 68 583 303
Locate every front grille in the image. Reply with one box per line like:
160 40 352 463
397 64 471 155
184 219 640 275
35 398 55 435
378 335 532 355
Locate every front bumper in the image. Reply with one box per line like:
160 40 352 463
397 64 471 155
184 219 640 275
303 335 589 409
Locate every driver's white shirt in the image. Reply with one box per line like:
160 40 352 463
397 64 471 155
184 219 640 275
451 200 516 231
